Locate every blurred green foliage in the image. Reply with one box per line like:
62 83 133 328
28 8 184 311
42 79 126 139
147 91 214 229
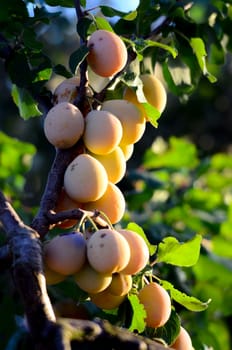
1 1 232 349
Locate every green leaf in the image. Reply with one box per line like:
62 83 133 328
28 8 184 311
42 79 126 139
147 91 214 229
190 37 217 83
128 294 146 333
45 0 74 7
53 64 72 78
143 137 199 169
123 11 138 21
0 131 35 170
162 60 195 97
212 236 232 259
126 222 156 256
7 51 33 88
100 6 137 21
95 17 114 32
11 85 41 119
193 254 232 287
76 17 93 39
34 67 52 83
156 235 202 267
69 46 89 74
184 188 223 211
0 131 36 196
161 280 211 311
22 28 43 51
150 310 181 346
141 103 161 128
134 38 178 59
211 153 232 170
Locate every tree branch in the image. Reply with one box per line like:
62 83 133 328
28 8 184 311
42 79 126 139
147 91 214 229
47 208 109 228
54 318 172 350
0 191 63 348
31 147 80 237
0 243 12 270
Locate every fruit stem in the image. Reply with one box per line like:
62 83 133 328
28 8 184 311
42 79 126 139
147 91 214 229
97 210 114 230
85 214 100 232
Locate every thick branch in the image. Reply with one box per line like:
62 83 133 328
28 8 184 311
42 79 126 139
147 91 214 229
0 191 60 347
0 243 12 270
0 33 13 59
56 318 171 350
0 190 171 350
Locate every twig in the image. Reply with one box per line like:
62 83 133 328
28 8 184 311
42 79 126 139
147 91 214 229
47 208 109 228
73 0 89 110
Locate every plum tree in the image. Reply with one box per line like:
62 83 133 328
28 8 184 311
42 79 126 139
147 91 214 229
83 182 126 224
101 99 146 145
83 110 123 155
87 29 128 77
44 232 86 275
170 326 193 350
44 102 84 149
118 229 150 275
64 153 108 202
138 282 172 328
86 229 131 274
1 0 224 348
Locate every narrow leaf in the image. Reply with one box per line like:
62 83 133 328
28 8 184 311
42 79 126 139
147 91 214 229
135 38 178 59
100 6 137 21
157 235 202 267
95 17 114 32
190 37 217 83
161 280 211 311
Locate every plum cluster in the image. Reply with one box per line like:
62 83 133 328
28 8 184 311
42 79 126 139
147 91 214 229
42 29 193 349
44 228 149 310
